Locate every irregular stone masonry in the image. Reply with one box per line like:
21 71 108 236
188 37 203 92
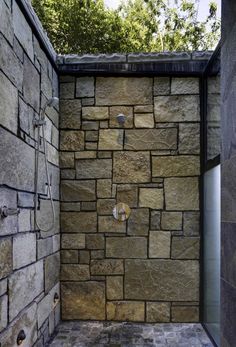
60 75 202 323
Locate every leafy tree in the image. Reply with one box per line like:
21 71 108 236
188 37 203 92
32 0 220 54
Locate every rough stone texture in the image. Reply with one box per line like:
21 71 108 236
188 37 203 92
150 211 161 230
0 294 8 332
117 185 138 207
165 177 199 211
107 301 145 321
86 234 104 250
146 302 170 322
60 130 84 151
91 259 124 275
171 306 199 322
13 233 36 269
97 198 115 215
76 159 112 179
149 231 171 258
109 106 133 128
0 188 17 236
154 95 200 122
8 261 44 321
23 55 40 112
37 284 60 328
61 250 79 263
45 253 60 293
61 234 85 249
113 152 150 183
76 77 94 98
60 99 81 129
161 212 182 231
61 282 105 320
127 208 149 236
61 180 95 201
61 264 90 281
125 129 177 150
171 78 199 95
106 276 123 300
97 179 112 198
82 106 109 120
96 77 153 105
0 238 12 280
154 77 170 95
61 212 97 233
125 259 199 301
99 129 124 150
183 212 200 236
106 237 147 258
0 0 13 44
139 188 164 209
98 216 126 233
134 113 154 128
179 124 200 154
152 156 200 177
171 237 200 259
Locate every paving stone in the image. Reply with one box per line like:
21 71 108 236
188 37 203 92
149 231 171 258
61 211 97 233
106 237 147 258
107 301 145 321
146 302 170 322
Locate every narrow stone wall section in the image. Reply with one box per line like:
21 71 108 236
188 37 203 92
60 75 201 322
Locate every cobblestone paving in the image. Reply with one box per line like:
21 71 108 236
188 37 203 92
47 321 214 347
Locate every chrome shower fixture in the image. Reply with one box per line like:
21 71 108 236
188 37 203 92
34 97 59 127
116 113 126 125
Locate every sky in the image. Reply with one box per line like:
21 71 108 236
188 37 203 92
104 0 221 21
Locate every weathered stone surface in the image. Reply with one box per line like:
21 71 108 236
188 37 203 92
125 259 199 301
134 105 153 113
179 123 200 154
183 212 200 236
152 156 200 177
117 185 138 207
150 210 161 230
76 77 94 97
91 259 124 275
98 216 126 233
82 106 109 120
60 130 84 151
113 152 150 183
171 78 199 95
0 303 37 347
61 234 85 249
106 237 147 258
61 282 105 320
0 188 17 236
107 301 145 321
61 169 75 179
134 113 154 128
61 250 79 263
23 55 40 112
82 120 99 130
61 202 81 212
86 234 104 250
161 212 182 231
76 159 112 179
97 179 112 198
171 306 199 322
96 77 153 105
0 0 13 44
18 192 34 208
0 279 7 297
146 302 170 322
154 95 200 122
154 77 170 95
0 238 12 280
81 201 96 211
149 231 171 258
61 264 90 281
109 106 133 128
9 261 43 321
171 237 200 259
97 199 115 215
106 276 123 300
18 209 31 232
37 284 60 328
0 294 7 332
124 129 177 150
13 1 34 60
37 237 53 259
61 212 97 233
45 253 60 293
13 233 36 270
127 208 149 236
60 99 81 129
139 188 164 209
0 71 18 134
61 180 95 201
99 129 124 150
79 250 90 264
165 177 199 211
75 151 97 159
60 82 75 99
86 130 98 142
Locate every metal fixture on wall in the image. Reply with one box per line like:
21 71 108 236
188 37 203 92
16 330 26 345
0 206 20 218
116 113 126 126
113 203 131 221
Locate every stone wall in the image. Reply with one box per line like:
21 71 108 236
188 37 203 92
0 0 60 346
60 75 201 323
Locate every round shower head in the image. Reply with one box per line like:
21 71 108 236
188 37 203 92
47 97 59 108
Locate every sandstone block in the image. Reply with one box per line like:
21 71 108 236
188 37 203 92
91 259 124 275
154 95 199 122
79 250 90 264
75 151 97 159
60 82 75 99
61 282 105 320
61 264 90 281
76 76 94 97
13 233 36 270
60 130 84 151
154 77 170 95
97 179 112 198
179 123 200 154
134 105 153 113
99 129 124 150
171 306 199 322
150 210 161 230
60 99 81 129
109 106 133 128
106 276 123 300
127 208 149 236
113 152 150 183
96 77 152 105
171 237 200 259
125 129 177 150
61 202 81 212
82 106 109 120
125 259 199 301
106 237 147 258
61 234 85 249
97 199 115 215
146 302 170 322
139 188 164 209
0 238 12 280
76 159 112 179
152 156 200 177
61 250 79 263
161 212 182 231
61 212 97 233
165 177 199 211
171 78 199 95
37 283 60 328
107 301 144 321
134 113 154 128
45 253 60 293
86 234 104 250
98 216 126 233
117 184 138 207
149 231 171 258
61 180 95 201
183 212 200 236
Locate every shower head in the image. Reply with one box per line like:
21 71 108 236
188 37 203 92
46 97 59 108
116 113 126 125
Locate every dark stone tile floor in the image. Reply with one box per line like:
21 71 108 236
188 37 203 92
47 321 214 347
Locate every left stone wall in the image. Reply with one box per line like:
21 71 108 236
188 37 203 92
0 1 60 346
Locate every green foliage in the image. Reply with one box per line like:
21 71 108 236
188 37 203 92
32 0 221 54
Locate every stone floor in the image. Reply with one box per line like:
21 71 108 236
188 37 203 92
47 321 214 347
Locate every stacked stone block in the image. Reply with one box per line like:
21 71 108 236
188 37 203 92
0 1 60 345
60 75 201 323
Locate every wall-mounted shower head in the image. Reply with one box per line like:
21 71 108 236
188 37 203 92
47 97 59 108
116 113 126 125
